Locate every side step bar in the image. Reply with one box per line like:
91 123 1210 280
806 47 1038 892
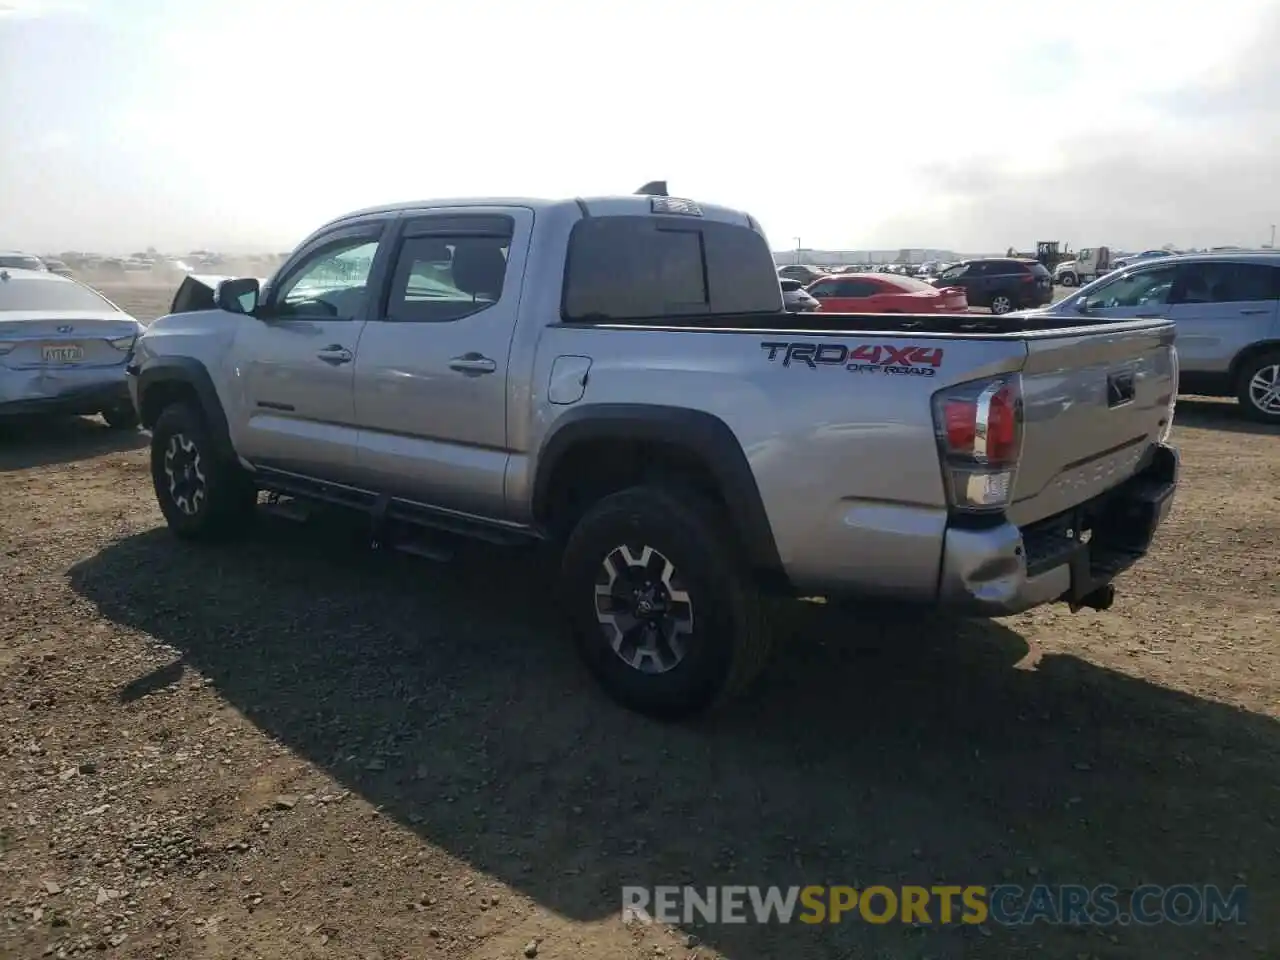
253 468 543 559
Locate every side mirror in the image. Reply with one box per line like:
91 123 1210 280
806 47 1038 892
1075 297 1092 314
214 278 260 316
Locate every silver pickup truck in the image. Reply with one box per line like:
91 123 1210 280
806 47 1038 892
127 189 1179 718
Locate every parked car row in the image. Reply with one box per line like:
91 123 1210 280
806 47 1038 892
0 250 75 277
783 258 1055 316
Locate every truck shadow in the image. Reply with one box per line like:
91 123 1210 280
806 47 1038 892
0 416 147 472
67 522 1277 958
1174 397 1276 436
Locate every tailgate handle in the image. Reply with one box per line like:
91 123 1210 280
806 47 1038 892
1107 371 1136 407
1240 308 1270 315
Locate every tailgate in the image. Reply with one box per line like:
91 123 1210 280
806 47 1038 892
1008 319 1176 527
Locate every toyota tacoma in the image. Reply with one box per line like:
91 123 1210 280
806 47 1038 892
127 187 1179 718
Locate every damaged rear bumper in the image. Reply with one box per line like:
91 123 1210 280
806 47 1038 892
938 443 1179 616
0 370 132 419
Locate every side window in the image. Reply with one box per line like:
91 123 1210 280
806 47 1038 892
808 279 839 298
1084 265 1179 309
272 237 379 320
1174 263 1221 304
939 264 969 281
1195 263 1278 303
838 280 879 297
385 221 512 323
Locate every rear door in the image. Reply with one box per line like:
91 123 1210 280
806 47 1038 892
941 261 987 305
1164 260 1280 377
351 208 531 520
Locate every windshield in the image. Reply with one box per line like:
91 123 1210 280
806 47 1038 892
0 277 117 312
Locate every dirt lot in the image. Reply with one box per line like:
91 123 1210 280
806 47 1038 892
1 284 1277 960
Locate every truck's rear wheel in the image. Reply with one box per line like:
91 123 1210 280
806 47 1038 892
558 485 773 720
150 402 257 540
1236 351 1280 424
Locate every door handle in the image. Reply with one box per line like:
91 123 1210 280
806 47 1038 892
317 345 353 365
1239 308 1270 315
448 354 497 375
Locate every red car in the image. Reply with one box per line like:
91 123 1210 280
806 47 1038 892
806 273 969 313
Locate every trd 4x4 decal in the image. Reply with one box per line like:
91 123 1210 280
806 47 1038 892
761 341 943 377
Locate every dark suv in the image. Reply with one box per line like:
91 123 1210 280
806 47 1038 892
929 258 1054 314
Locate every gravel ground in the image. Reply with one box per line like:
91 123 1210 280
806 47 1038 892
0 285 1276 960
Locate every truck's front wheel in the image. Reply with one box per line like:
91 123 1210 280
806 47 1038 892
150 402 257 540
558 485 773 720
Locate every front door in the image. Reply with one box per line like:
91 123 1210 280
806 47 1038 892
1165 260 1280 378
352 208 532 520
231 221 390 483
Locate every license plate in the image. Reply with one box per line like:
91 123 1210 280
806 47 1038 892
41 344 85 363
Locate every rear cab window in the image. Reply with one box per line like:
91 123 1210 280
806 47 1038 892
562 215 782 321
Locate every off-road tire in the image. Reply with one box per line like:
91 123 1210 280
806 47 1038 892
150 402 256 540
1235 351 1280 424
558 485 773 720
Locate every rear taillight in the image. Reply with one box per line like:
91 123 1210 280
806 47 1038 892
932 374 1024 512
1160 345 1178 443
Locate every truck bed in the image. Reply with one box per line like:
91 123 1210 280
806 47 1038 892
532 312 1177 600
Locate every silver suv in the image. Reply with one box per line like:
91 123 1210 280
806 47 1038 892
1025 252 1280 423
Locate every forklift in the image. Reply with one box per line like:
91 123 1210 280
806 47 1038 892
1035 241 1064 271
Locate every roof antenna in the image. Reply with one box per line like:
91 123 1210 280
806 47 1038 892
635 180 669 197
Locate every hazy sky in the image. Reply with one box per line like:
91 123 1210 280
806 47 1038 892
2 0 1278 254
